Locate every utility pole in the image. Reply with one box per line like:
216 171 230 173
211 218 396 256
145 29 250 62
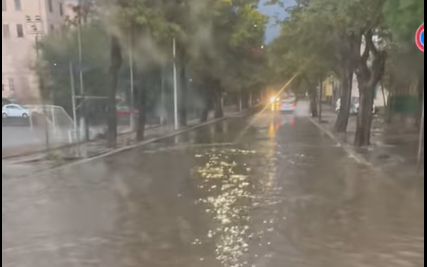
160 65 166 125
129 29 135 131
69 62 77 130
173 38 179 130
77 0 88 141
417 94 424 172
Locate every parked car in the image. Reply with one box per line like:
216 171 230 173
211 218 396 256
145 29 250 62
336 97 375 114
116 105 139 116
2 104 30 118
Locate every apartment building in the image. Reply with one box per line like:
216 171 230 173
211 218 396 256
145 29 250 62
2 0 73 103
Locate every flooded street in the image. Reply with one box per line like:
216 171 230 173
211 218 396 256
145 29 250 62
2 105 424 267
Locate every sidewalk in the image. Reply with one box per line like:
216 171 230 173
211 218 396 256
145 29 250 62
319 104 423 177
1 125 139 159
2 106 250 178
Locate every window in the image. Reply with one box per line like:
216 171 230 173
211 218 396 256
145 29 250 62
48 0 53 12
3 24 10 39
2 0 6 11
9 78 15 91
59 3 63 16
14 0 21 11
16 24 24 38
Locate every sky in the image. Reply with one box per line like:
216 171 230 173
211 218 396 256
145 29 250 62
257 0 295 43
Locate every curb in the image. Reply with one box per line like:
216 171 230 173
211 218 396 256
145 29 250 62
11 109 252 178
1 124 162 160
307 116 373 167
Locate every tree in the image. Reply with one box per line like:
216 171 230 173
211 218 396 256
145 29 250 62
270 0 390 146
101 0 183 143
107 35 122 147
39 21 110 116
188 0 268 122
383 0 424 126
354 30 387 146
41 0 268 145
268 0 335 117
383 0 424 45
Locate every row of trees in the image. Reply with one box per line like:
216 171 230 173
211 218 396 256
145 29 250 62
268 0 424 146
39 0 269 147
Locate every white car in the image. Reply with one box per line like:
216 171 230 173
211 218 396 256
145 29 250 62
2 104 30 118
279 99 296 112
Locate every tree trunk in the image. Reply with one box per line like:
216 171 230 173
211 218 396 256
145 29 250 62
334 70 353 132
178 66 187 127
385 94 393 124
309 85 318 117
354 31 386 147
318 81 323 123
213 84 224 119
107 35 122 148
354 83 375 146
200 86 212 123
242 92 249 110
136 77 147 142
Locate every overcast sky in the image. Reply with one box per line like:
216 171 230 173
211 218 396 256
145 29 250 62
258 0 294 43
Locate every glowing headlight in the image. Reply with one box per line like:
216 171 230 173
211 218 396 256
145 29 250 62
269 97 277 103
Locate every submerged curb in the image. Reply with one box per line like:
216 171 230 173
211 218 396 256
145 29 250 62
1 125 161 160
12 109 253 178
307 116 372 167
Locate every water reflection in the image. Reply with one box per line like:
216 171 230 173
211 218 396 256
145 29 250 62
193 148 256 267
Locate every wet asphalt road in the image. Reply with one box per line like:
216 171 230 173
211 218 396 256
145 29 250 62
2 103 424 267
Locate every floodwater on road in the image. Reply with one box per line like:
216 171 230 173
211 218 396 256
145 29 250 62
2 103 424 267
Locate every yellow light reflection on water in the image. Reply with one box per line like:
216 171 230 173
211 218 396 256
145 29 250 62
194 148 255 267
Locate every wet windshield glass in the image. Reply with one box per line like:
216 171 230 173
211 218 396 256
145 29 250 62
2 0 424 266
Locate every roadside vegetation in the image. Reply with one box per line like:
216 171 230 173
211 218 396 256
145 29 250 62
37 0 424 148
268 0 424 146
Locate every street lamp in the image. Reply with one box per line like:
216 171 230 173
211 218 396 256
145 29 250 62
76 0 88 141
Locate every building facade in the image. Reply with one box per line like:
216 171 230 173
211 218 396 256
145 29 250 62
2 0 73 103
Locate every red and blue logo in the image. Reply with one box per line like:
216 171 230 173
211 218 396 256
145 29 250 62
415 24 424 52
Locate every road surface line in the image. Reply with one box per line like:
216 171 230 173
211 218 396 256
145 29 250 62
307 116 372 166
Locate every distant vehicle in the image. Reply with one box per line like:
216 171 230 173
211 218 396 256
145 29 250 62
269 95 296 113
279 99 296 112
336 97 375 114
116 105 139 116
2 104 30 118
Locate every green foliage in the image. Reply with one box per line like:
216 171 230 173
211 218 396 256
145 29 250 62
38 0 269 115
383 0 424 44
39 21 110 112
382 0 424 96
185 0 269 93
